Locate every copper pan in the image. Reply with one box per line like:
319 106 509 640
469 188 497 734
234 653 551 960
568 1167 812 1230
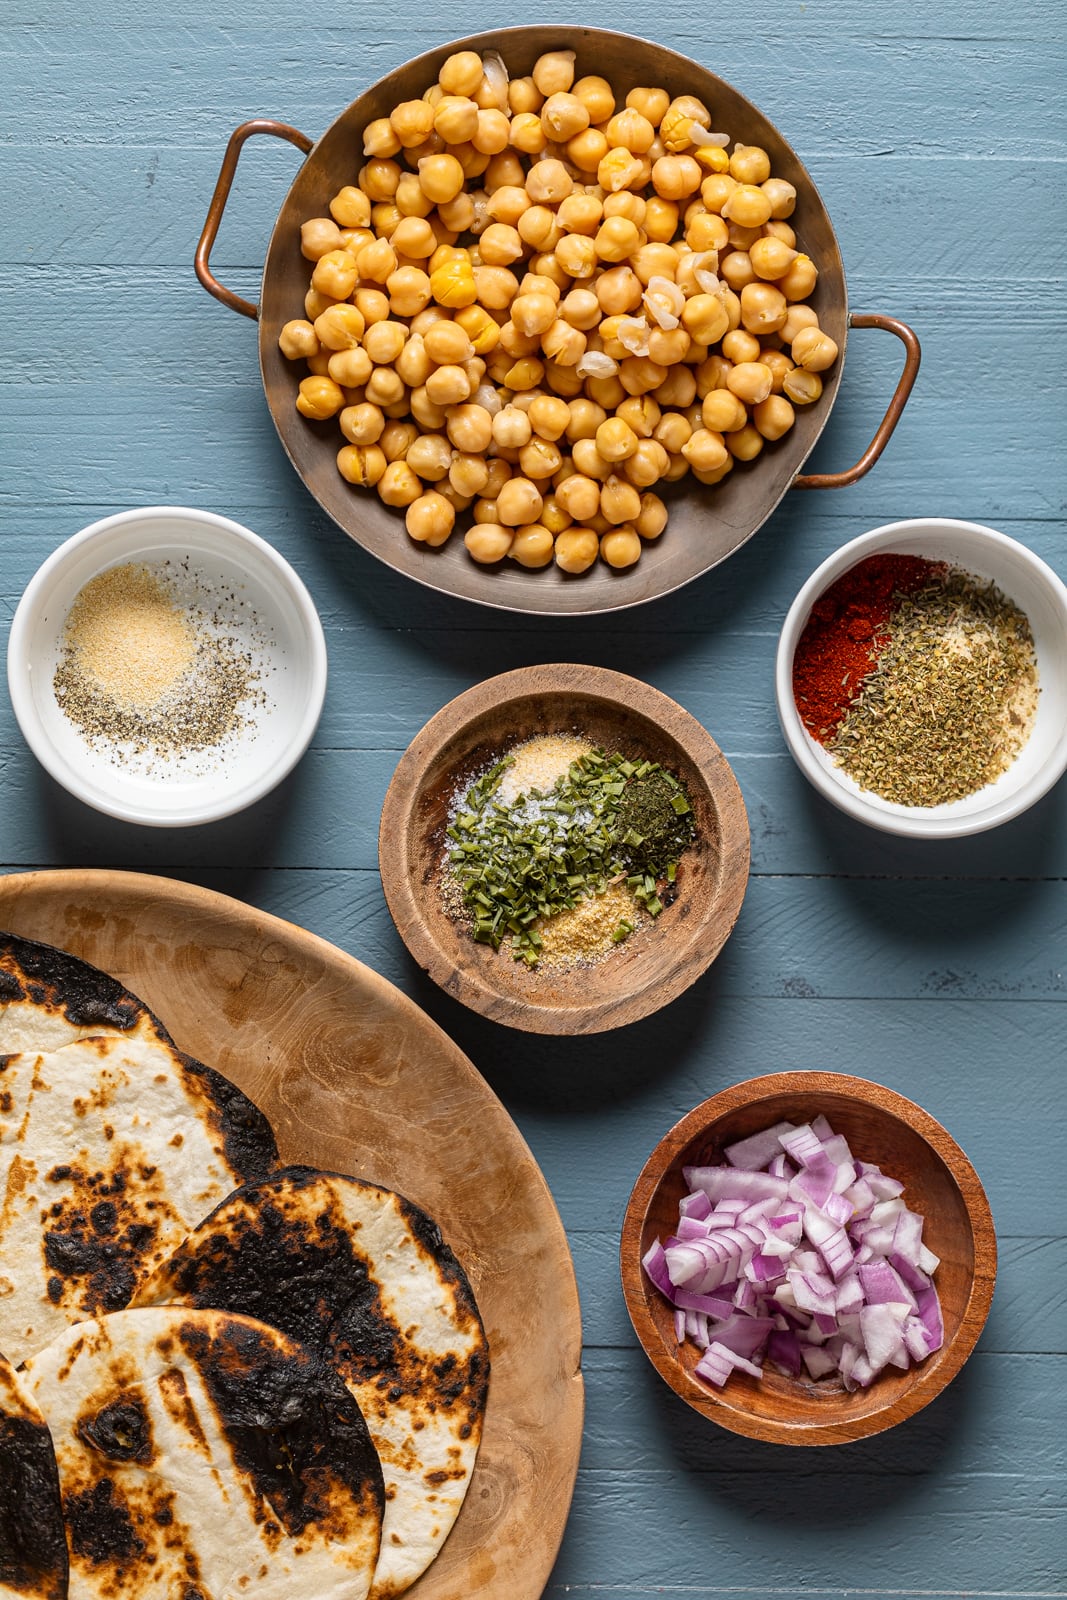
197 27 920 616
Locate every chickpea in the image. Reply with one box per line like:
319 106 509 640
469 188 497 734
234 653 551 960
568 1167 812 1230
722 328 761 365
651 154 702 200
725 423 763 461
337 443 387 486
390 100 435 147
759 349 794 394
493 405 533 449
543 321 586 365
585 373 627 411
505 523 552 567
777 305 819 346
484 457 512 497
653 411 692 453
791 326 839 371
783 367 823 405
379 420 418 461
497 477 544 526
681 294 730 347
595 265 643 316
625 85 669 125
764 218 798 249
447 403 495 453
352 288 388 326
533 49 576 96
304 288 337 321
484 150 526 190
465 523 514 563
680 427 728 473
300 217 344 261
537 494 570 535
404 434 451 482
686 211 729 252
327 347 372 389
648 327 691 367
604 107 654 154
448 453 490 499
519 438 563 479
761 177 797 219
558 287 600 331
419 321 470 367
596 475 641 525
339 402 385 446
513 208 559 255
431 94 477 143
528 394 572 440
593 416 636 462
296 375 345 420
750 394 794 441
364 365 405 408
510 291 558 337
362 319 407 365
310 249 358 300
592 215 640 264
485 186 531 228
278 319 319 360
559 130 602 176
555 472 601 521
353 238 395 285
389 216 436 260
722 183 774 229
729 144 772 184
377 459 422 506
424 363 471 406
600 525 642 567
406 492 455 546
572 438 612 480
568 72 612 120
439 50 484 97
329 187 372 229
740 281 788 336
635 491 668 539
598 148 648 194
474 109 511 155
509 75 542 114
554 233 597 279
701 173 738 214
508 111 547 158
362 118 401 158
724 361 772 405
395 174 433 220
475 223 523 268
747 235 795 282
701 389 748 432
622 438 669 487
779 253 819 301
552 526 597 573
525 159 573 206
565 397 606 441
540 91 588 141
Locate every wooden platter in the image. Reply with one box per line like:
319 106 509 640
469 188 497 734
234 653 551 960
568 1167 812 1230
0 868 584 1598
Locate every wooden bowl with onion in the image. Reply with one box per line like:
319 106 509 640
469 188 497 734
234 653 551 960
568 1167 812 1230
378 664 749 1034
620 1071 997 1444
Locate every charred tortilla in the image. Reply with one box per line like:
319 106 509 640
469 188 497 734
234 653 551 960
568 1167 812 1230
21 1307 384 1600
136 1167 490 1598
0 934 167 1057
0 1034 277 1364
0 1354 67 1600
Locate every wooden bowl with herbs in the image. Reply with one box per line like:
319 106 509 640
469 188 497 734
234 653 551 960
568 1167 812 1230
621 1071 997 1444
378 665 749 1034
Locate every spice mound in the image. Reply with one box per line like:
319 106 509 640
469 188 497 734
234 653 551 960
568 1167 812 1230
54 562 268 768
444 735 697 968
792 554 1038 806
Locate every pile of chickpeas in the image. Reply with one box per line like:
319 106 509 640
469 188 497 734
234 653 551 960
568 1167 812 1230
279 48 839 574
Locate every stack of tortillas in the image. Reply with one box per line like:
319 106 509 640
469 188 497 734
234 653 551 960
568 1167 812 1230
0 932 489 1600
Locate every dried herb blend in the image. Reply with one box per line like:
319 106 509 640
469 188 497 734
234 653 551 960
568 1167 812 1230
829 568 1038 805
445 741 696 966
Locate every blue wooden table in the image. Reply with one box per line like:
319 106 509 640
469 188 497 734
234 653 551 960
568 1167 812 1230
3 2 1065 1594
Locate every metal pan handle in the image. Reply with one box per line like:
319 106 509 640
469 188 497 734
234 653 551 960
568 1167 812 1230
195 119 314 320
793 313 921 490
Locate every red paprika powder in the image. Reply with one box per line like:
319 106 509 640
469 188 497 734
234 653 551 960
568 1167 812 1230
792 553 943 742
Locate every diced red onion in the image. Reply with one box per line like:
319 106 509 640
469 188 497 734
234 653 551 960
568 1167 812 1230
644 1114 944 1393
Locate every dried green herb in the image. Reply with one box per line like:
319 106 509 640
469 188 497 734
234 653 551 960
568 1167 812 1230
445 747 697 965
828 568 1038 806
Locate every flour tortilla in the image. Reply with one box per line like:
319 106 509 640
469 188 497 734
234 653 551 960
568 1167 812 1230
0 1354 67 1600
0 1034 278 1364
136 1167 490 1599
0 933 168 1057
21 1307 383 1600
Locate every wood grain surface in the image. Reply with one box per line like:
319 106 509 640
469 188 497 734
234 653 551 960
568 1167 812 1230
0 869 584 1600
2 1 1065 1595
378 665 750 1033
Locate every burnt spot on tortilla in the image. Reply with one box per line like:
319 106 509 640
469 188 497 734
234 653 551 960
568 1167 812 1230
149 1166 490 1449
76 1394 155 1466
0 931 169 1039
178 1316 384 1542
0 1375 69 1600
44 1208 148 1316
64 1476 145 1566
176 1052 278 1185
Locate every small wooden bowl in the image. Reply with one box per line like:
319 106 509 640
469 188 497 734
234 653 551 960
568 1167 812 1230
621 1071 997 1445
379 665 750 1034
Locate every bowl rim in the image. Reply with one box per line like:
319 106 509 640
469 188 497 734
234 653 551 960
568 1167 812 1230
775 517 1067 838
620 1069 997 1445
6 505 329 828
378 663 751 1034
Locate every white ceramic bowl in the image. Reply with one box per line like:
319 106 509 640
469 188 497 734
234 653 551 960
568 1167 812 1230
8 507 328 827
776 519 1067 838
